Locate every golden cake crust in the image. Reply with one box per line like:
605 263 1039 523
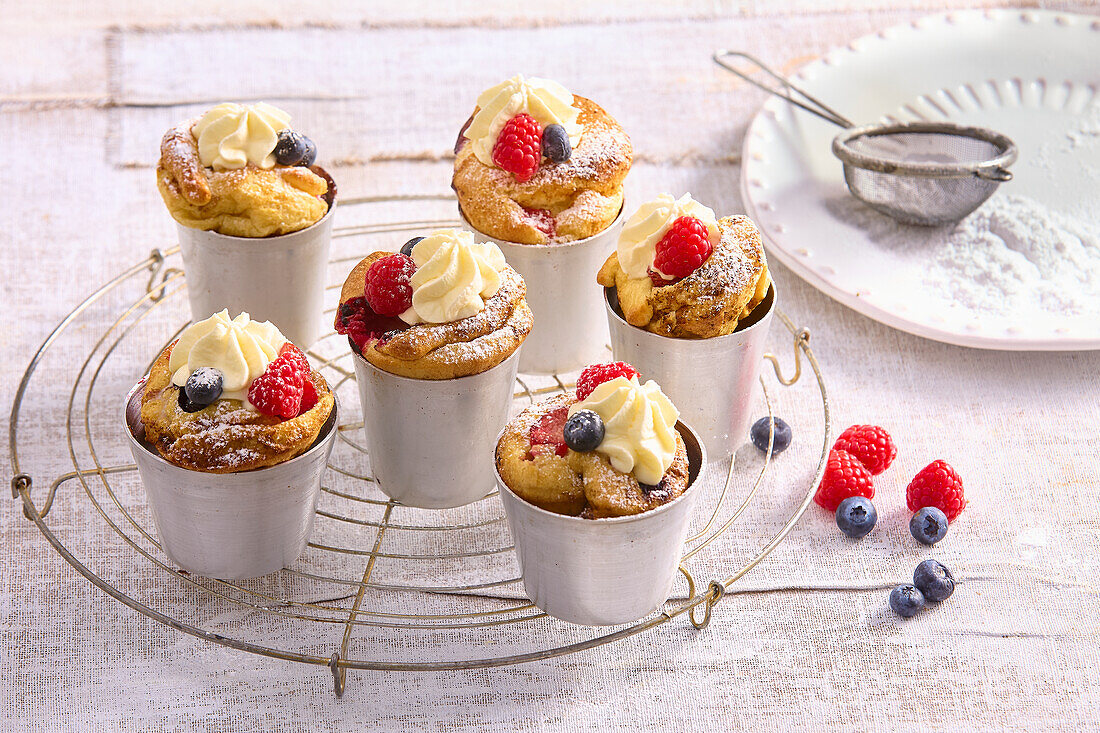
495 396 690 518
453 95 632 245
495 395 586 515
339 252 533 380
139 343 335 473
598 215 771 338
157 120 330 238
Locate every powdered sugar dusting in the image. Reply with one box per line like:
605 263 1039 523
831 190 1100 318
927 194 1100 315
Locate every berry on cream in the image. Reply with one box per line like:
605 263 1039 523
567 375 680 486
464 75 583 169
616 193 721 280
168 309 286 405
192 102 291 171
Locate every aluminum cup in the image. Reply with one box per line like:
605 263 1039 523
496 421 706 626
459 206 624 374
175 203 336 348
124 381 338 580
352 348 521 509
604 283 777 461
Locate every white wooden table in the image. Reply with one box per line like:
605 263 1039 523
3 2 1100 730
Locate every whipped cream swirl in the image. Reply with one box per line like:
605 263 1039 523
169 309 286 402
400 229 508 325
192 102 291 171
464 75 583 168
569 375 680 485
616 193 721 280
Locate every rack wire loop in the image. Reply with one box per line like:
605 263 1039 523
11 473 36 521
689 581 726 630
10 472 29 500
144 248 182 303
329 653 346 698
764 326 811 386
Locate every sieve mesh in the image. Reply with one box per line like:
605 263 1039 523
834 126 1017 226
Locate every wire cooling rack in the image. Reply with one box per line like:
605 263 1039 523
9 195 829 695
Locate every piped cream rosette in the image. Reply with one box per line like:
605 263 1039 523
168 309 287 405
568 375 680 486
400 229 508 325
192 102 291 171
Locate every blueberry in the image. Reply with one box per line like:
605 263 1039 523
542 123 572 163
273 130 317 167
835 496 877 539
299 136 317 167
750 416 792 455
563 410 605 452
184 367 223 406
400 237 424 257
177 389 204 413
909 506 949 545
913 559 955 602
889 584 925 618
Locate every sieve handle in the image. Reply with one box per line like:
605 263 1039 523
713 50 854 129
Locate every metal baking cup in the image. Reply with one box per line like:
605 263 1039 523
605 284 776 460
352 348 521 509
459 205 624 374
124 382 338 580
495 421 706 626
175 202 336 348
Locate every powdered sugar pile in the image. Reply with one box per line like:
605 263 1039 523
925 193 1100 316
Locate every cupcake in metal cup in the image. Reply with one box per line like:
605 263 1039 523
156 102 338 347
598 194 774 460
495 362 706 625
127 310 337 579
334 229 533 508
452 75 632 374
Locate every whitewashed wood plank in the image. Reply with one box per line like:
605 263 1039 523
5 0 1089 33
106 12 923 168
0 31 107 99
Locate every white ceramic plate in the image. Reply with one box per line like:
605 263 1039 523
740 10 1100 350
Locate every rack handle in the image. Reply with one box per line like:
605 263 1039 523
713 50 853 129
763 327 811 387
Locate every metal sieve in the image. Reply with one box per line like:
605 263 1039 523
715 51 1018 226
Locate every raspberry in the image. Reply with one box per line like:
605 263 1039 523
523 206 556 238
248 351 310 419
906 460 965 521
279 342 311 374
364 254 416 317
814 448 875 512
529 406 569 457
299 377 318 414
834 424 896 475
335 295 409 354
575 361 640 400
652 216 713 282
343 313 372 352
276 343 318 415
492 113 541 182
